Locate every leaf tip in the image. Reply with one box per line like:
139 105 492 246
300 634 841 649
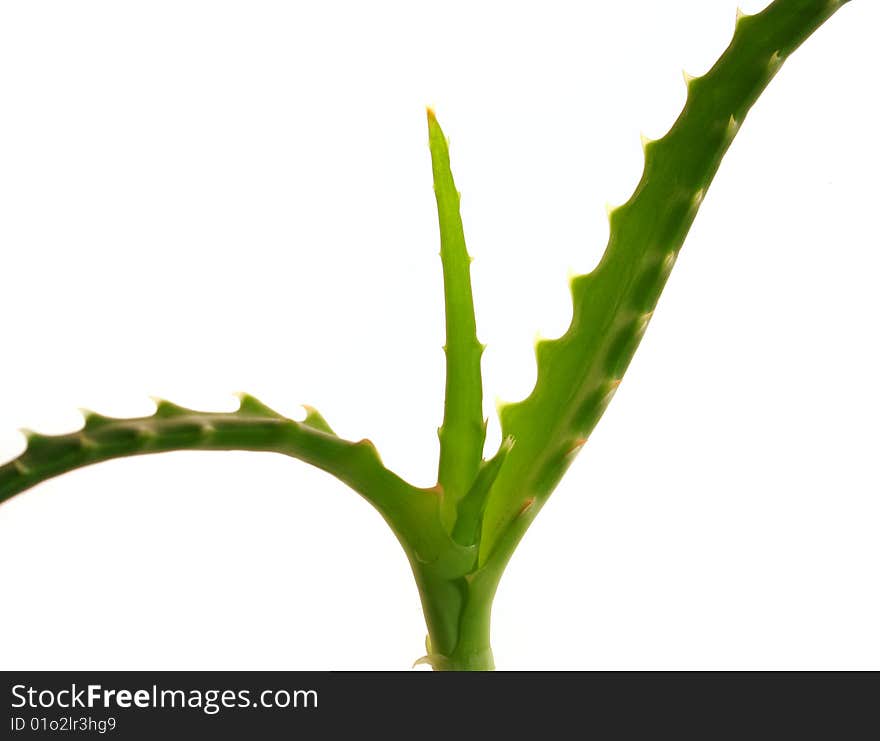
426 106 446 141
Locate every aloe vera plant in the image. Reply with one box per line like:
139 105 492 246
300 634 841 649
0 0 858 670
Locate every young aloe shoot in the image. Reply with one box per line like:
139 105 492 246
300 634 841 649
0 0 856 669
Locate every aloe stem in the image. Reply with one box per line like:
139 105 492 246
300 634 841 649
414 566 496 670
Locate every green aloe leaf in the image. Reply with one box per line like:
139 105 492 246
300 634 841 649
0 394 465 566
428 108 487 533
479 0 852 562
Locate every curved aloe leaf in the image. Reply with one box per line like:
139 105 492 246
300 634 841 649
0 0 857 669
0 394 467 567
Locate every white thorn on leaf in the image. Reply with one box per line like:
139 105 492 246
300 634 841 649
726 114 740 139
601 379 622 406
635 311 654 337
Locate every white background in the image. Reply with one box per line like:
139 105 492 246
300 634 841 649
1 0 877 670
